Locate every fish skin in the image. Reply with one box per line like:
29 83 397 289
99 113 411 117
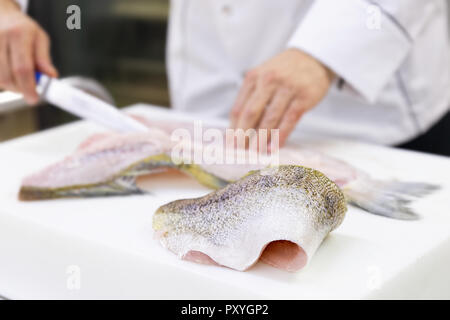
153 165 347 272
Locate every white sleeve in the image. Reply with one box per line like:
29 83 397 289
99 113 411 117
287 0 442 103
14 0 28 11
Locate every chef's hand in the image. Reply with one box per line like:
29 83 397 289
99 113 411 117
0 0 58 104
230 48 334 147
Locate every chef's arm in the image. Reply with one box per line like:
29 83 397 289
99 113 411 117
0 0 58 104
287 0 440 103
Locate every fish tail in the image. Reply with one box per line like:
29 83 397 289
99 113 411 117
342 178 440 220
177 163 230 189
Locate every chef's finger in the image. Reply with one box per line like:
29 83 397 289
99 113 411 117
0 32 15 91
230 72 257 128
35 30 58 78
257 87 293 140
235 73 277 130
10 29 39 104
277 99 306 147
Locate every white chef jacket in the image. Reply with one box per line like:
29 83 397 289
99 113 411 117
18 0 450 145
15 0 27 11
167 0 450 145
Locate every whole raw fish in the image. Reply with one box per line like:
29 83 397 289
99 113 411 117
19 116 438 220
153 165 347 272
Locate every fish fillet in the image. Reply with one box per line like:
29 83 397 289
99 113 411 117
19 129 226 200
153 165 347 272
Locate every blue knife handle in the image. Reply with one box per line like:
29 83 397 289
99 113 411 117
35 71 42 84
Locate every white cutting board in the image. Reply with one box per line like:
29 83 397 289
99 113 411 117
0 104 449 299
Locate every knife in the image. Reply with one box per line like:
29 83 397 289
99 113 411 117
35 72 149 133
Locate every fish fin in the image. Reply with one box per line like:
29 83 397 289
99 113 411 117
19 176 146 201
343 179 440 220
177 163 230 189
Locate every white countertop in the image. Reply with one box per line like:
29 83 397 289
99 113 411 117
0 104 449 299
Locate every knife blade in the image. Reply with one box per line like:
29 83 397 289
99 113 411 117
35 72 149 133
